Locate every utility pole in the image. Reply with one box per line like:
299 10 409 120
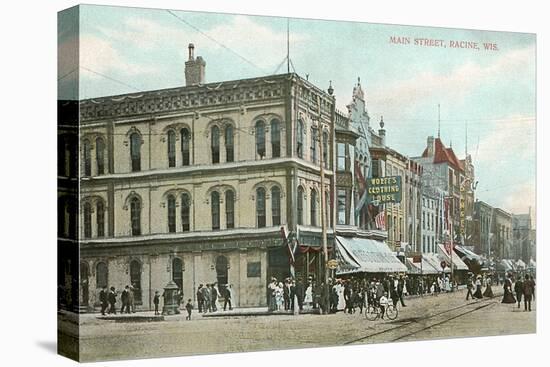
317 96 330 314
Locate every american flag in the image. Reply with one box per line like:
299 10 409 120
375 211 386 230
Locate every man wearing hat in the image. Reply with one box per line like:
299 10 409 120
108 286 117 314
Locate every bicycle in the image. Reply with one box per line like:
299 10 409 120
365 302 398 321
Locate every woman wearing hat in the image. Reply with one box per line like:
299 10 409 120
483 275 494 298
473 275 483 299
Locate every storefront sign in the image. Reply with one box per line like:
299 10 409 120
367 176 402 204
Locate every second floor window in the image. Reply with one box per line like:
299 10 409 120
272 186 281 226
181 193 190 232
225 190 235 229
311 127 318 164
83 202 92 238
96 137 105 175
130 197 141 236
337 143 346 171
96 201 105 237
271 119 280 158
225 126 234 163
167 194 176 233
311 189 318 226
297 186 304 225
83 140 91 176
211 126 220 164
297 120 304 158
322 132 328 169
337 189 346 225
130 133 141 172
256 187 266 228
256 120 266 158
167 130 176 168
211 191 220 230
181 128 190 166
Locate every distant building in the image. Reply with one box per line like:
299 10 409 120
473 200 493 256
492 208 513 260
512 209 534 262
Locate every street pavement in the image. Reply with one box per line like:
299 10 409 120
59 289 536 362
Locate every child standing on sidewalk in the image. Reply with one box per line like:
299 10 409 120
185 299 193 320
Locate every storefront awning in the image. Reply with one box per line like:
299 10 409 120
335 236 407 274
422 252 450 273
406 257 440 275
437 244 469 271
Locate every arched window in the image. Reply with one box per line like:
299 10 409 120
83 202 92 238
130 260 142 304
271 186 281 226
181 193 190 232
271 119 280 158
96 262 108 289
58 197 67 237
322 131 328 168
256 187 266 228
130 133 141 172
297 120 304 158
255 120 266 158
96 200 105 238
181 128 190 166
225 190 235 229
311 189 318 226
211 191 220 230
96 137 105 175
83 140 91 176
311 127 318 164
172 257 183 290
167 194 176 233
130 197 141 236
167 130 176 167
297 187 304 225
211 126 220 164
225 125 234 163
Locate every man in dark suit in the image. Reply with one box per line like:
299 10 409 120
108 286 117 314
514 276 524 309
295 279 304 312
99 286 108 315
523 274 535 311
344 282 353 313
283 279 290 310
196 284 204 313
203 284 212 313
397 275 407 307
120 285 130 314
290 280 296 311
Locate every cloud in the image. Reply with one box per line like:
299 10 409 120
79 34 157 77
368 45 535 119
475 114 535 164
500 181 536 217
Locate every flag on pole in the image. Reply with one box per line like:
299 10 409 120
375 210 386 230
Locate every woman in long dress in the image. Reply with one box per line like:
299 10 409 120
501 274 516 304
473 276 483 298
304 282 313 309
483 276 494 298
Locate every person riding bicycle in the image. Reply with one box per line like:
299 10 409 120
379 292 389 319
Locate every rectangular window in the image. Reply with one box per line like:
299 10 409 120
247 262 261 278
337 143 346 170
371 159 380 178
337 189 346 225
311 128 318 164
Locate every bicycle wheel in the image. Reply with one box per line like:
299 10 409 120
365 305 379 321
386 305 398 320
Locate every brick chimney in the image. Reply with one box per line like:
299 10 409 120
185 43 206 86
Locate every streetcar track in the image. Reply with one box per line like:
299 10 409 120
344 294 502 345
389 301 496 342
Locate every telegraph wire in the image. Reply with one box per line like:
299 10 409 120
166 10 268 75
81 66 142 92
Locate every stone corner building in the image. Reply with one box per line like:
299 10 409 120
58 45 338 312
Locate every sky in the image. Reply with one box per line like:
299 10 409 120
58 4 536 218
